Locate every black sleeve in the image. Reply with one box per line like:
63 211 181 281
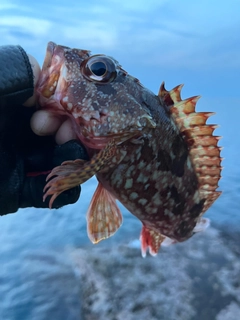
0 45 34 214
0 45 88 215
0 45 34 108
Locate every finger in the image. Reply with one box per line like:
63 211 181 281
30 110 63 136
23 54 41 107
55 119 77 144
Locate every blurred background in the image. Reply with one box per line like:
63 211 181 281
0 1 239 319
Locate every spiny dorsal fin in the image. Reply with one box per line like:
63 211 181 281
158 82 222 214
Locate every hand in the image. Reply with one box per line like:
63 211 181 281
23 54 78 145
31 109 78 145
0 45 88 215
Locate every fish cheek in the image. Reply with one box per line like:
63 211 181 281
97 84 117 96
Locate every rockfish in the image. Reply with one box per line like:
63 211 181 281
36 42 222 256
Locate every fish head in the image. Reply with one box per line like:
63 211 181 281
36 42 156 148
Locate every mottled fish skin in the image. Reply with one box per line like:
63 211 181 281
97 90 205 242
36 42 222 256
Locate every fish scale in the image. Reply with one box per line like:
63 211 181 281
36 42 222 256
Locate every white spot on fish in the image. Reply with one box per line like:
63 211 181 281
67 102 73 110
193 190 200 202
138 198 148 206
130 192 138 200
125 178 133 189
144 184 150 190
112 174 123 188
136 173 148 184
164 209 172 217
152 170 159 181
151 207 158 214
152 193 162 206
187 157 192 169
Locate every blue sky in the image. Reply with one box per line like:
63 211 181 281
0 0 239 97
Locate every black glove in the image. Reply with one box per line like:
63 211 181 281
0 45 88 215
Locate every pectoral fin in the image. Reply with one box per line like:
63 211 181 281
43 140 118 208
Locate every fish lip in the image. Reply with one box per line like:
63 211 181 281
42 41 56 71
36 42 62 101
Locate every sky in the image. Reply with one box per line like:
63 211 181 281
0 0 239 98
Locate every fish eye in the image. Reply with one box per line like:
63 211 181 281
81 55 117 83
90 61 107 77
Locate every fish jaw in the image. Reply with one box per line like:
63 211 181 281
36 42 63 108
36 41 90 114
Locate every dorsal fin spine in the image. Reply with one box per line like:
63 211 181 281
158 83 222 214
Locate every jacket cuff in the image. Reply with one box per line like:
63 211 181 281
0 150 24 215
0 45 34 108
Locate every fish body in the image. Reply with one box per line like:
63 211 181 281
36 42 222 256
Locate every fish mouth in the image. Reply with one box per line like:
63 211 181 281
42 42 56 71
37 42 62 101
72 111 154 150
78 129 142 150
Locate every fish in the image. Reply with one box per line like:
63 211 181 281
36 41 222 256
